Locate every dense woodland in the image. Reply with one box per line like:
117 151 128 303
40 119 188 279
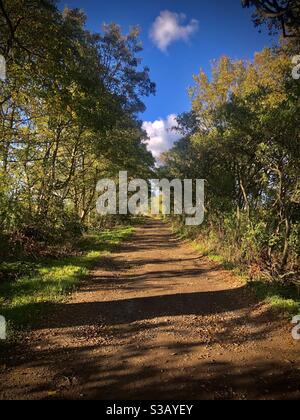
160 2 300 280
162 40 300 279
0 0 155 259
0 0 299 282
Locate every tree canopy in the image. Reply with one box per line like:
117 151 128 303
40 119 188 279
243 0 300 37
0 0 155 256
162 44 300 275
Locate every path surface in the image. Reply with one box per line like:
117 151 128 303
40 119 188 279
0 220 300 400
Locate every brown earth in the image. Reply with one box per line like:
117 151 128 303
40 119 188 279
0 219 299 400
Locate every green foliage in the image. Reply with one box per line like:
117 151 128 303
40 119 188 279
0 226 133 330
0 0 155 253
173 220 300 315
243 0 300 39
0 262 37 282
164 45 300 277
248 281 300 315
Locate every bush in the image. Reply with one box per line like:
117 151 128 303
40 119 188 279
0 262 38 283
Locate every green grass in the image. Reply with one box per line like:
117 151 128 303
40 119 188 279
192 242 236 270
248 281 300 315
0 226 133 333
192 239 300 316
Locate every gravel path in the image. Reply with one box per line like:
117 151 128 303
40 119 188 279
0 220 299 400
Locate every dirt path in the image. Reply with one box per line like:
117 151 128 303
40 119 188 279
0 220 299 400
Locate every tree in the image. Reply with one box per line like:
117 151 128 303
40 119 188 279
0 0 155 253
162 47 300 273
242 0 300 37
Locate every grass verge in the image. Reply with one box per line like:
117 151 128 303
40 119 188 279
248 281 300 315
0 226 133 335
175 225 300 317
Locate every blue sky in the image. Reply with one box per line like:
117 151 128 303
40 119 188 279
60 0 276 158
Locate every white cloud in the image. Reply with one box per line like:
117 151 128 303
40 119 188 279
150 10 198 52
142 114 181 160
